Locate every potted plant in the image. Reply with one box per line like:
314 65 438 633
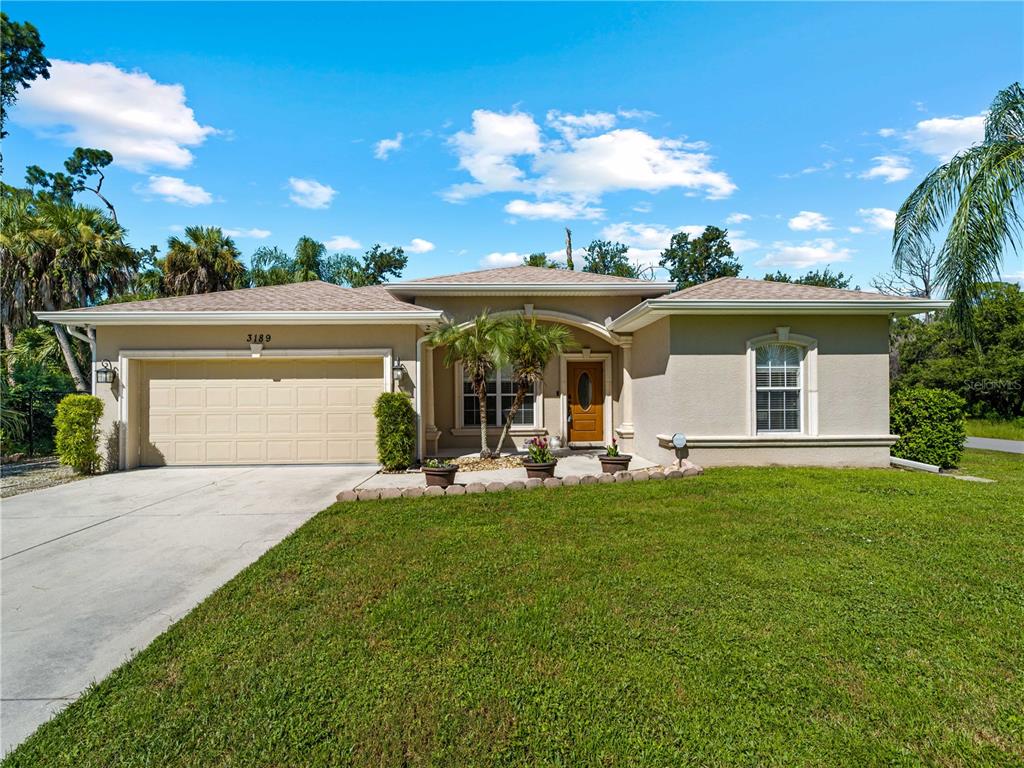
422 458 458 487
523 436 557 479
599 437 631 474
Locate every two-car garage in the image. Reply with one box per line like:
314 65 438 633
138 357 386 466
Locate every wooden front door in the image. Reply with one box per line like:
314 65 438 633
567 361 604 443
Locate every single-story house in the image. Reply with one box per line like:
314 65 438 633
38 266 947 470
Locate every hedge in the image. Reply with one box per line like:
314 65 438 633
890 387 966 469
373 391 416 471
54 394 104 474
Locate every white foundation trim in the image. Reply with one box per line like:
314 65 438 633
657 434 897 448
559 352 613 446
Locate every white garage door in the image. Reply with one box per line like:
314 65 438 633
141 358 384 466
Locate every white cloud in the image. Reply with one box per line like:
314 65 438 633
780 160 835 178
757 239 853 268
904 114 985 161
481 251 530 267
877 128 897 138
406 238 435 254
726 212 751 225
860 155 913 183
632 201 652 213
729 231 760 254
848 226 864 234
325 235 362 251
504 198 604 220
600 221 707 267
444 108 734 206
374 132 404 160
287 177 337 209
857 207 897 232
223 227 271 239
788 210 832 232
14 60 216 171
137 176 213 206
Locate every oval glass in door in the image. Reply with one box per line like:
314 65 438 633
577 371 593 410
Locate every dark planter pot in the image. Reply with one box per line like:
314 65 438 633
599 454 632 474
423 466 458 487
523 460 557 479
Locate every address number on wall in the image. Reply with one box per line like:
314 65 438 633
246 333 272 344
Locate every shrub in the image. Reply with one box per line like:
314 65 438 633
54 394 104 474
373 391 415 471
890 387 966 468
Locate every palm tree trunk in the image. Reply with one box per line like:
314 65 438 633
476 379 490 458
42 301 89 392
2 324 15 387
495 384 527 456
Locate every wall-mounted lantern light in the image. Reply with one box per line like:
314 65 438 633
96 359 117 384
392 355 405 385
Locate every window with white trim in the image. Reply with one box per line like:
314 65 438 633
462 367 536 427
755 344 801 432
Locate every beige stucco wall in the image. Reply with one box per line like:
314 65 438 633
428 322 621 454
93 323 419 469
631 314 892 467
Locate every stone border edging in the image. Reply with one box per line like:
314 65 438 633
336 464 704 503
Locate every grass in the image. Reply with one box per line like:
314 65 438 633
5 450 1023 767
967 418 1024 441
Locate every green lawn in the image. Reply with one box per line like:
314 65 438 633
967 418 1024 441
6 451 1023 767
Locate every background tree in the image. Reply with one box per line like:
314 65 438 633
427 312 508 458
871 244 938 299
26 148 118 223
1 12 50 169
659 226 740 289
893 82 1024 339
522 252 563 269
763 267 855 289
582 239 638 278
325 244 406 287
292 236 325 282
494 316 576 452
161 227 245 296
248 246 294 287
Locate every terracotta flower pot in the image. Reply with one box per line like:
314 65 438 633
523 460 557 479
423 466 457 487
599 454 632 474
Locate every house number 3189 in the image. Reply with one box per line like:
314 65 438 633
246 333 271 344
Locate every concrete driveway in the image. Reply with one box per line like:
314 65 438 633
1 464 377 754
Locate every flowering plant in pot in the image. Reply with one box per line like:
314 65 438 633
523 436 557 479
422 458 458 487
599 437 632 474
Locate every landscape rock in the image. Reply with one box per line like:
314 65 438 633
631 470 650 482
648 471 666 481
423 485 445 496
379 487 403 499
562 475 580 486
598 474 615 484
542 477 562 489
402 487 425 498
336 490 358 503
465 482 486 494
666 470 684 480
486 481 506 493
445 485 466 495
524 478 543 489
614 471 633 482
356 489 381 501
505 481 525 491
580 475 598 485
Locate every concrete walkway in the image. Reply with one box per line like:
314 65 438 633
966 436 1024 454
1 464 377 755
360 451 658 489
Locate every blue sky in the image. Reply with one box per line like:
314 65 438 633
4 2 1022 285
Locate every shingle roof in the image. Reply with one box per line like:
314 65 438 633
663 277 914 302
396 265 660 285
56 281 433 314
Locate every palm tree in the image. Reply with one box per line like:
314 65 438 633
161 226 245 296
427 311 509 458
893 82 1024 338
292 236 325 282
249 246 294 287
494 316 576 453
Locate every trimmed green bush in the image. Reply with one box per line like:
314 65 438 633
891 387 966 468
373 391 415 471
54 394 104 474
